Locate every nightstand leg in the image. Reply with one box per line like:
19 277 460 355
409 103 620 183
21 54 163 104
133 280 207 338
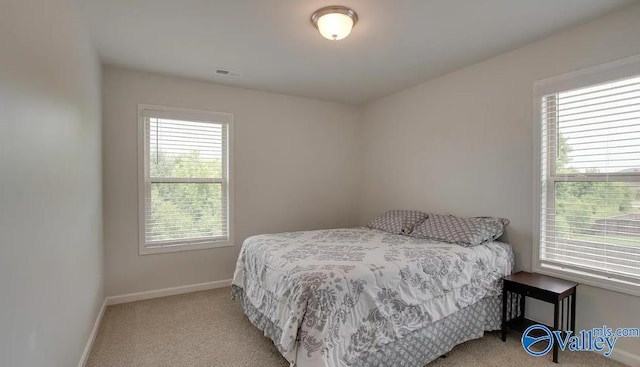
553 300 559 363
520 293 526 321
501 287 508 342
570 293 576 333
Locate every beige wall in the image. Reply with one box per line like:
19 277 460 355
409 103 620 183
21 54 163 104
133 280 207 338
0 1 103 366
358 4 640 362
102 67 361 296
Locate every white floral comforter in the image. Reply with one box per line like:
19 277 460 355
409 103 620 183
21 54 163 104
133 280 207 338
232 228 513 367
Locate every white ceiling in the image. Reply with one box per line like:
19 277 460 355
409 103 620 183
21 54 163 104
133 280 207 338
85 0 636 105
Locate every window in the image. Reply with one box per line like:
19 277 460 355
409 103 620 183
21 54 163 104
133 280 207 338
534 55 640 295
138 105 233 255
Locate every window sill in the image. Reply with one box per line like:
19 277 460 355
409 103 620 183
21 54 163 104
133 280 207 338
139 240 234 255
534 262 640 297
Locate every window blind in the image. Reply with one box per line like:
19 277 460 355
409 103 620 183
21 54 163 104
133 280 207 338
539 74 640 286
141 109 229 249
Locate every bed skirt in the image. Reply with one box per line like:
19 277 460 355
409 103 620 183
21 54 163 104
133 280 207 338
232 285 505 367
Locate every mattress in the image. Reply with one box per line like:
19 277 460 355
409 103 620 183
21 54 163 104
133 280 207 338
232 228 514 367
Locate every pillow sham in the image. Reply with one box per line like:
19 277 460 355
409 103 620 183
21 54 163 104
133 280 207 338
410 214 509 246
366 210 428 235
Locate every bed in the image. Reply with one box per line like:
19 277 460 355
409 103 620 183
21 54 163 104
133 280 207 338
232 227 514 367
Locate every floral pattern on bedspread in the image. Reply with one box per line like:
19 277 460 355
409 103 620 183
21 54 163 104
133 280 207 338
232 228 513 367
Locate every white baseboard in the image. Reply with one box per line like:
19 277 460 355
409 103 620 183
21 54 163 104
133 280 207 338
610 347 640 367
77 299 107 367
105 279 233 305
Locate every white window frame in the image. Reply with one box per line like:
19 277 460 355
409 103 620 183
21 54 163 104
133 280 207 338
137 104 234 255
533 54 640 296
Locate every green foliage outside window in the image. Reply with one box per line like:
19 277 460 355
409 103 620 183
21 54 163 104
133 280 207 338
148 151 224 242
553 135 639 247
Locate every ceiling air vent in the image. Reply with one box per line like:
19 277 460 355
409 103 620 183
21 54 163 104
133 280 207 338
214 68 242 77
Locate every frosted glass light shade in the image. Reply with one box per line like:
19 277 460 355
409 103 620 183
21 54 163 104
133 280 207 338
317 13 354 40
311 6 358 41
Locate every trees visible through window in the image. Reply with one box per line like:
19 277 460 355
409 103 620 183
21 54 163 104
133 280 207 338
537 65 640 294
138 106 233 254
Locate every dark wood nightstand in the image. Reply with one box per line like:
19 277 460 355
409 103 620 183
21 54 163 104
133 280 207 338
501 271 578 363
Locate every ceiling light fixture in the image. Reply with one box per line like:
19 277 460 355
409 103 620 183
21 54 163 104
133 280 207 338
311 6 358 41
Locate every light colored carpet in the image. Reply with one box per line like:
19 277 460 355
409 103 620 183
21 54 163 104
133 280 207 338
87 287 626 367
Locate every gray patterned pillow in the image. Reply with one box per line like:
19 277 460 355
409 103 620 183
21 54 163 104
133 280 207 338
410 214 509 246
366 210 428 235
